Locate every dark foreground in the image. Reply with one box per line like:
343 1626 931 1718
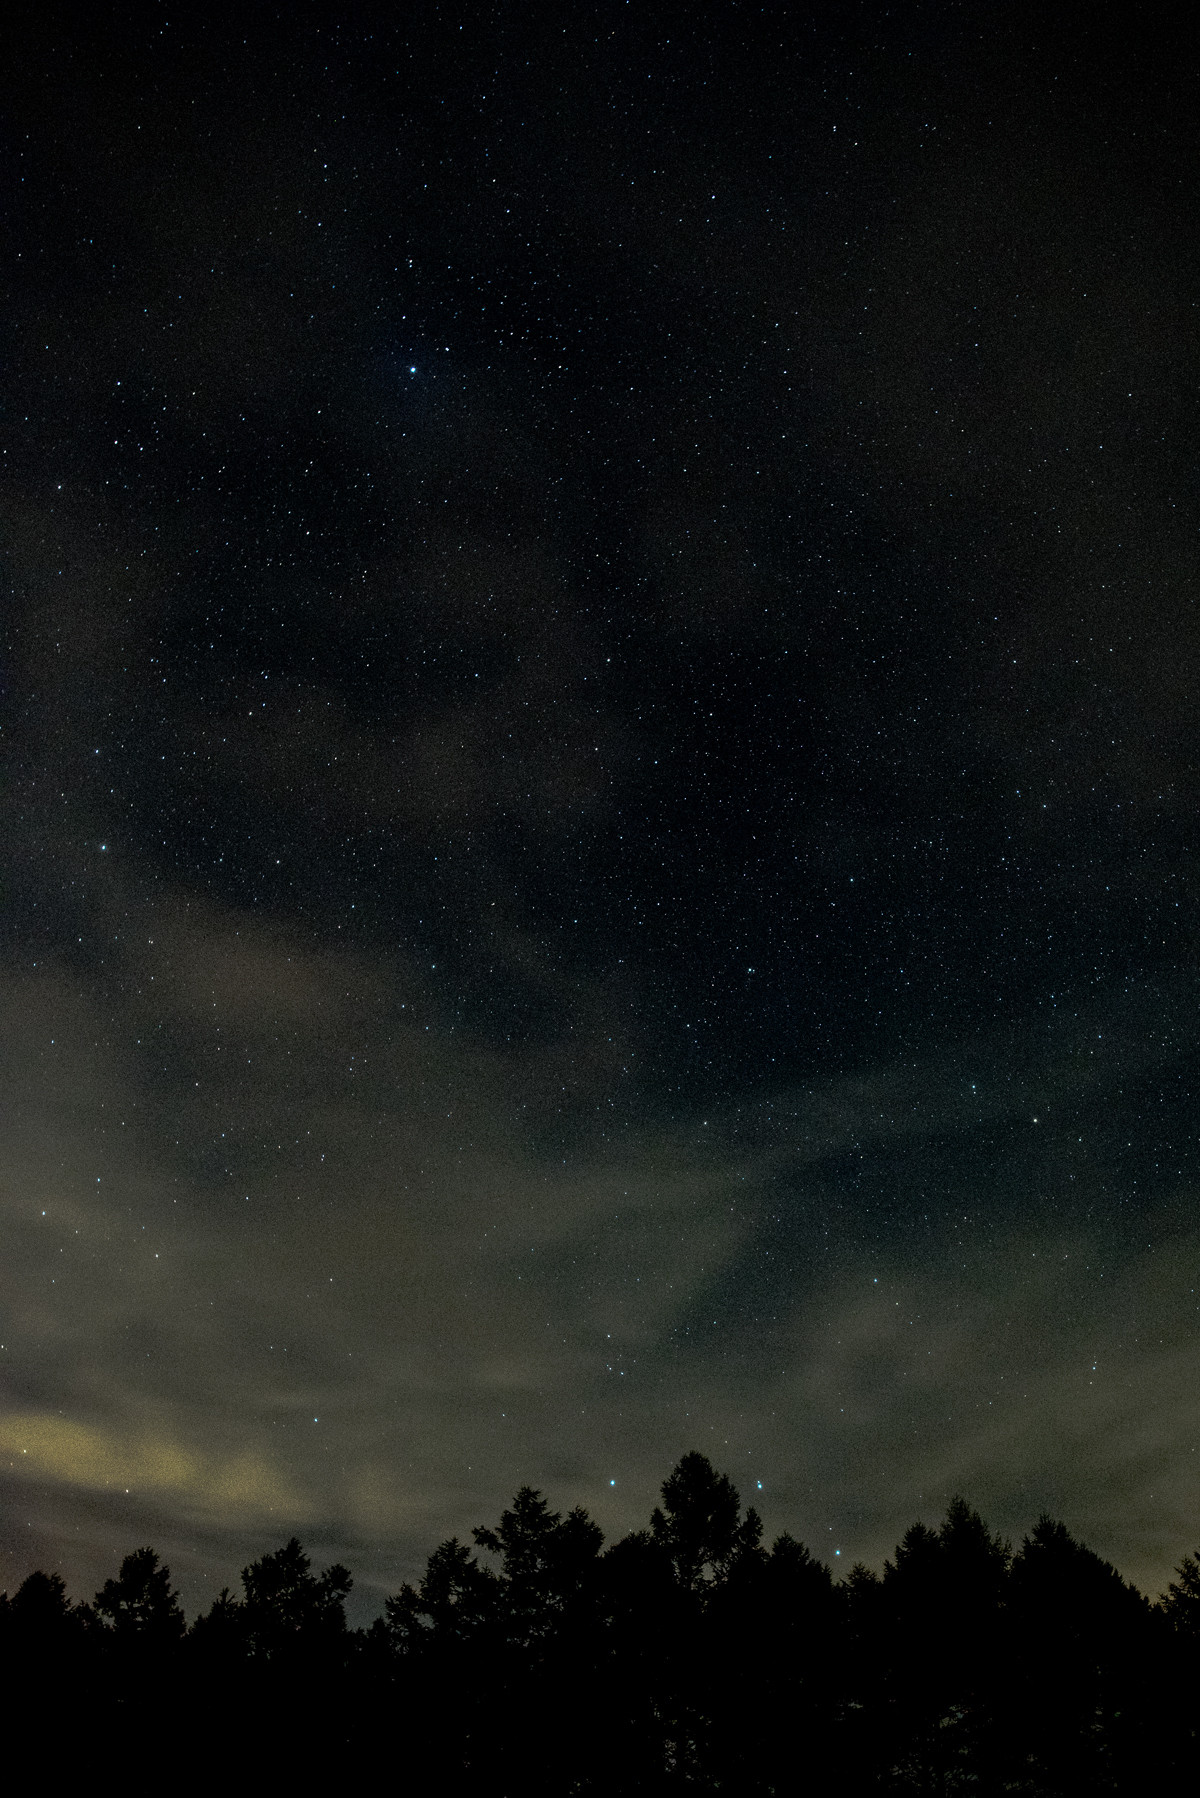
5 1453 1199 1794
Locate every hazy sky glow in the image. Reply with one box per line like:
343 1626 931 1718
4 7 1200 1618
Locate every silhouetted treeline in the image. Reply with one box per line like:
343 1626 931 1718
5 1453 1200 1793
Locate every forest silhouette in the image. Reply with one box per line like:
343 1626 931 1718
5 1452 1200 1793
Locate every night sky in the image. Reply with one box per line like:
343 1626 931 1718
5 6 1200 1620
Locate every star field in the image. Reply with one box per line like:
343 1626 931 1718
3 6 1200 1616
